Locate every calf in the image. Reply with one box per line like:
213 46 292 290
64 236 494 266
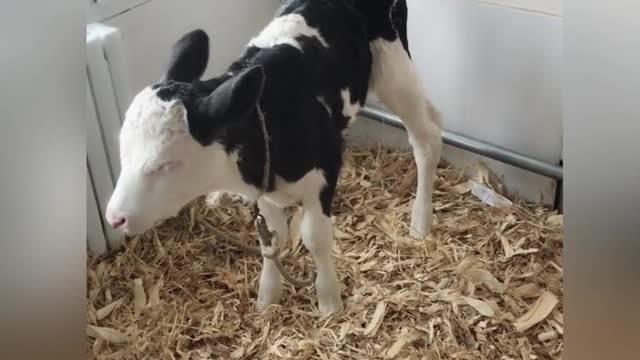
106 0 442 314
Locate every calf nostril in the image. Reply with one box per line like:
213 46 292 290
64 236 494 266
108 215 126 229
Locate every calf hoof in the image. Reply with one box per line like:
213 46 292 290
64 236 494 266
410 215 432 240
256 292 281 311
410 202 433 239
410 226 428 240
256 279 283 310
319 295 344 315
256 291 282 311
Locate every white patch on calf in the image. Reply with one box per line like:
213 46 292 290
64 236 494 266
249 14 329 51
121 87 186 135
119 86 188 169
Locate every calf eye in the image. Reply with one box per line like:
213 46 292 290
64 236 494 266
145 160 182 176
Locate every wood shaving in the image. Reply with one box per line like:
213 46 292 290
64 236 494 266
513 291 560 332
96 298 125 320
463 297 497 318
87 325 129 344
87 146 563 359
546 214 563 226
511 283 542 299
384 327 417 359
538 330 558 342
463 268 504 293
364 301 387 337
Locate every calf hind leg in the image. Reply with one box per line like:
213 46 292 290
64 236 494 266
369 38 443 238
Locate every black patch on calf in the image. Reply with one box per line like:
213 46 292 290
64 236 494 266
349 0 399 41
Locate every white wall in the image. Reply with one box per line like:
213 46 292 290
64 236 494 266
102 0 279 94
353 0 563 205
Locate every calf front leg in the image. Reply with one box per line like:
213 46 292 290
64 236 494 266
255 198 287 309
300 199 343 315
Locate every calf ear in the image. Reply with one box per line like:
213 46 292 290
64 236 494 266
161 29 210 83
187 66 265 146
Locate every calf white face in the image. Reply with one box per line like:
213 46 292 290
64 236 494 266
105 87 210 235
105 29 266 235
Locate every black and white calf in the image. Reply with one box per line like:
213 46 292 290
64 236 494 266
106 0 442 314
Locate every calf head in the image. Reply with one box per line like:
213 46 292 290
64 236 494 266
105 29 265 235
